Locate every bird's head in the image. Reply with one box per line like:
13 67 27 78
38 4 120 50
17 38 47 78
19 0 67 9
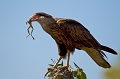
27 12 55 25
26 12 56 39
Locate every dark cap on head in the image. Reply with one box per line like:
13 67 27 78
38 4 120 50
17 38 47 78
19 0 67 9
35 12 52 18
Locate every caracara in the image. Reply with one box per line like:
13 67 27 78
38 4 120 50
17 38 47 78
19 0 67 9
26 12 117 73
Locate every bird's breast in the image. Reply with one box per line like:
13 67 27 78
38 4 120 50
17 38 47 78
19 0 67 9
41 23 58 34
41 23 75 52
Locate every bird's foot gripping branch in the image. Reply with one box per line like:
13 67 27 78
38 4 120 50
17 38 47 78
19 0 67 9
45 59 87 79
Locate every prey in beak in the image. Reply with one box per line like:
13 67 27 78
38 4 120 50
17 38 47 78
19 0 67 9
26 14 39 40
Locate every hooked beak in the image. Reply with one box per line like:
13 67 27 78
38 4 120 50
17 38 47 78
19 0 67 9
26 14 39 24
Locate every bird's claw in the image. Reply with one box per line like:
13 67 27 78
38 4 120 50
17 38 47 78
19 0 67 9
44 66 70 77
44 67 55 77
60 66 70 71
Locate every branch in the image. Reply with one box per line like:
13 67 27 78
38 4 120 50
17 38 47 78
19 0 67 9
48 67 74 79
46 61 86 79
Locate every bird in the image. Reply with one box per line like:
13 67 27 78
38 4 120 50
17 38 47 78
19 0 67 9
26 12 117 73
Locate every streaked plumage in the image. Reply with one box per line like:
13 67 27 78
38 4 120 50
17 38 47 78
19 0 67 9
26 12 117 69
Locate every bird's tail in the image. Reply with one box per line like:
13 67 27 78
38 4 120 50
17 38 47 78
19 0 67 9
81 47 112 68
100 45 117 55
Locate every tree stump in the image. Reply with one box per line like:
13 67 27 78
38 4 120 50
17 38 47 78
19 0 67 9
48 67 74 79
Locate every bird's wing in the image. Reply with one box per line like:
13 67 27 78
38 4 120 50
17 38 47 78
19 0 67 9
55 18 112 68
55 18 100 49
55 18 118 68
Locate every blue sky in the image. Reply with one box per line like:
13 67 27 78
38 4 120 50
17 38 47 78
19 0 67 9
0 0 120 79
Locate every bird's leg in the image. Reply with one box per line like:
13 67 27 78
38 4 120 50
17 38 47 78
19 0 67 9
44 56 63 77
52 56 63 68
66 50 70 67
60 50 71 70
44 51 71 77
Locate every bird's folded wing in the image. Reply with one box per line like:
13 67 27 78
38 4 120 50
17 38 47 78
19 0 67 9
56 18 100 49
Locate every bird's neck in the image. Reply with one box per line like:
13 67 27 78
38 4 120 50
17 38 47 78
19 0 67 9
37 18 57 34
38 18 56 26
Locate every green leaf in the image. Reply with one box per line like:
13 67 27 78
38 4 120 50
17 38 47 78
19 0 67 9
77 68 83 72
61 61 63 66
73 62 80 69
72 71 77 77
51 59 55 64
57 64 63 66
49 64 54 66
81 72 87 79
76 75 81 79
72 62 87 79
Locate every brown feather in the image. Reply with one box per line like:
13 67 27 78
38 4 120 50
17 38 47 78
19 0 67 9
100 45 117 54
54 18 117 68
55 18 100 49
29 12 117 68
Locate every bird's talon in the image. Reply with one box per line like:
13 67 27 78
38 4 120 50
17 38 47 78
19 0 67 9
48 67 54 71
60 66 68 68
60 66 70 71
44 67 55 77
44 70 50 77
